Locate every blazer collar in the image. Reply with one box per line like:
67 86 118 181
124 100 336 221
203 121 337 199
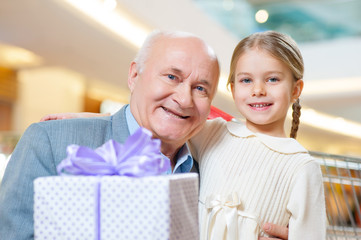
111 105 131 144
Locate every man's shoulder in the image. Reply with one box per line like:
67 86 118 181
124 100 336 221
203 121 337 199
28 115 111 137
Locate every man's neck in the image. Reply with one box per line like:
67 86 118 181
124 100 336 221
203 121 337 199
161 142 183 171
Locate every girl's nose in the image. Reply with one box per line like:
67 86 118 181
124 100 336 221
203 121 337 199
252 82 266 97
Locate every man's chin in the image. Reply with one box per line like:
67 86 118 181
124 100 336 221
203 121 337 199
154 130 190 144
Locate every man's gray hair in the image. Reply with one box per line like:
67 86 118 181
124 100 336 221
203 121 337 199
134 30 219 73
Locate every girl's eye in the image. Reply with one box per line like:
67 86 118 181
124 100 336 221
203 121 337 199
241 78 251 84
168 74 176 80
267 77 279 83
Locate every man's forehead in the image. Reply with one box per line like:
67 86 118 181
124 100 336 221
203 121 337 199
154 36 209 55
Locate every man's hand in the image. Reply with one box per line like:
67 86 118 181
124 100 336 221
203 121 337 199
40 112 110 122
259 223 289 240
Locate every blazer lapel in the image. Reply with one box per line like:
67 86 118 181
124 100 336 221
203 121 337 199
111 105 131 144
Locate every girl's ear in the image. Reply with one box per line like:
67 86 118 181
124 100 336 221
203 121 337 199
292 79 304 100
230 82 236 100
128 62 138 93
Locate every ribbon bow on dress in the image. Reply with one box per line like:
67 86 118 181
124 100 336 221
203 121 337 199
205 192 260 240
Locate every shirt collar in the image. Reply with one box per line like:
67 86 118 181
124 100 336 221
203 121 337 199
125 104 139 135
125 105 194 174
226 120 308 154
165 143 194 174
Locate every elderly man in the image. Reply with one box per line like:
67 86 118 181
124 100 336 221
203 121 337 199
0 30 288 239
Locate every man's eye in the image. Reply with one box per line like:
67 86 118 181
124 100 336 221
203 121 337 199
196 86 205 92
168 74 176 80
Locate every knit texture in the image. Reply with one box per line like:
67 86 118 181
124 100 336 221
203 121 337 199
190 118 326 240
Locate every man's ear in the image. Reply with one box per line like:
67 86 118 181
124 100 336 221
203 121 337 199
292 79 304 100
128 62 138 93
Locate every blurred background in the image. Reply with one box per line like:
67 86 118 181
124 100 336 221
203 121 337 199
0 0 361 179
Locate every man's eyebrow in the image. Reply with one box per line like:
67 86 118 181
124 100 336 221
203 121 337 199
168 67 212 86
198 79 212 88
169 67 184 76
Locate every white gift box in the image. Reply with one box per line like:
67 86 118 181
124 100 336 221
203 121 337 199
34 173 199 240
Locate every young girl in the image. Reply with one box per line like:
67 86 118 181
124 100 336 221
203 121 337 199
189 31 326 239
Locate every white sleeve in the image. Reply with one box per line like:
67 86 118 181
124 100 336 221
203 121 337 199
189 118 224 161
286 160 327 240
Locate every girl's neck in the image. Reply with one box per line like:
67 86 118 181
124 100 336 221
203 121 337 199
245 121 287 138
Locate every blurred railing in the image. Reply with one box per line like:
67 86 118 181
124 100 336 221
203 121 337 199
311 151 361 239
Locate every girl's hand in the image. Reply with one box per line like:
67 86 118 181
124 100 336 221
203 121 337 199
259 223 288 240
40 112 110 122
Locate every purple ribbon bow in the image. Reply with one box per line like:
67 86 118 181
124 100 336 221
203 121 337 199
57 127 170 176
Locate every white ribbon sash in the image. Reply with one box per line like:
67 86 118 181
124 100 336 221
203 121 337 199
204 192 259 240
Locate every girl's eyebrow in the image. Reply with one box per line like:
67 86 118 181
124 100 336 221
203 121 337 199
236 72 251 77
265 71 284 75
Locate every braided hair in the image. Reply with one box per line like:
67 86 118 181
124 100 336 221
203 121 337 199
290 98 301 139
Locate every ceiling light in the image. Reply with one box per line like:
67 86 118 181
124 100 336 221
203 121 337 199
61 0 150 49
288 107 361 139
302 77 361 97
0 43 42 68
255 9 269 24
103 0 117 11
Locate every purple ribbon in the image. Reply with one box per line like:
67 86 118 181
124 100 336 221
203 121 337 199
56 128 170 240
57 127 170 176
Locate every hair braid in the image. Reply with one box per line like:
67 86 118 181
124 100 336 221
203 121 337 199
290 98 301 139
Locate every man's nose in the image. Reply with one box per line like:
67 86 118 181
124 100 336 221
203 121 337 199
252 82 266 96
175 84 194 108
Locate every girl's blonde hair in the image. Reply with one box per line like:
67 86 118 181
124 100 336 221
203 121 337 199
227 31 304 139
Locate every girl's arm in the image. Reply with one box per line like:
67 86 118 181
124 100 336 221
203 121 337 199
286 161 327 239
40 112 110 122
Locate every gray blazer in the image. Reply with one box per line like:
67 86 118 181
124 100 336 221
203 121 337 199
0 107 131 239
0 106 199 239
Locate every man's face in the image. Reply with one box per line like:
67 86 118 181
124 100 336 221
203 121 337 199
128 37 219 150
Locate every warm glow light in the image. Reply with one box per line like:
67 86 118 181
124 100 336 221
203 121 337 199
218 72 231 95
103 0 117 11
288 107 361 139
0 43 42 68
255 9 269 24
62 0 150 48
302 77 361 96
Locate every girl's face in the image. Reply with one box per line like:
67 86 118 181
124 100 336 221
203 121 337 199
231 48 303 137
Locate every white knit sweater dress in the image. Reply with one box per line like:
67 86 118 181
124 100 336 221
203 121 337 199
190 118 326 240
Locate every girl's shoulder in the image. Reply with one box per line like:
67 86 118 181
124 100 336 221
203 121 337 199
204 117 229 128
226 121 309 155
190 117 232 152
198 117 232 136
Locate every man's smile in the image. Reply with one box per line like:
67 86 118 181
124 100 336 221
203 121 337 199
162 107 190 119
